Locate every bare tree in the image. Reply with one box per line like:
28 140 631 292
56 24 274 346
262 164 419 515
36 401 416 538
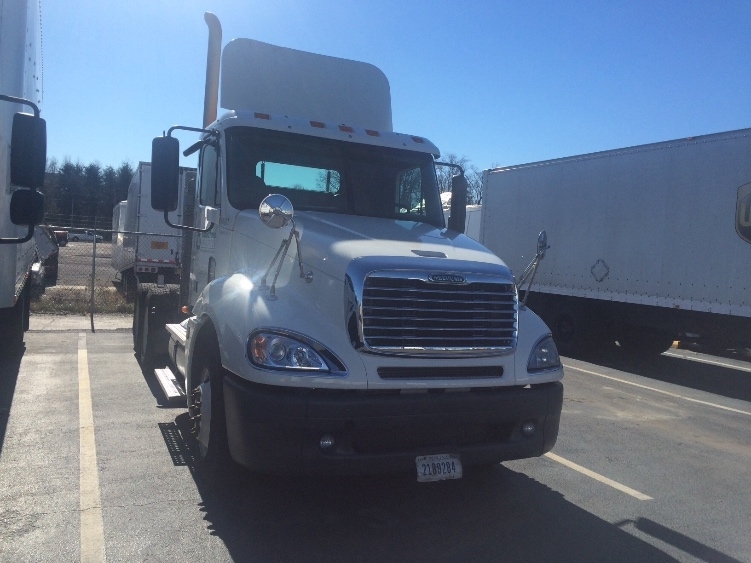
436 153 483 205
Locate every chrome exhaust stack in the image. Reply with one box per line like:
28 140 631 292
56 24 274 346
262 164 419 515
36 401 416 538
203 12 222 128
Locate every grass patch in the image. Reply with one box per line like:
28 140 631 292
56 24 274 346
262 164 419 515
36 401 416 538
31 285 134 314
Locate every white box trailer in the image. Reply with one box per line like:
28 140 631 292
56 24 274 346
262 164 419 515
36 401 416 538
480 128 751 356
443 203 482 241
0 0 46 357
112 162 196 294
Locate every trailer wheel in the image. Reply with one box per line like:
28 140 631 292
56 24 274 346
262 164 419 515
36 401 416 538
140 292 175 366
546 304 609 356
134 285 179 366
189 341 229 463
140 293 158 366
548 306 594 356
122 270 137 302
133 286 149 357
618 330 674 357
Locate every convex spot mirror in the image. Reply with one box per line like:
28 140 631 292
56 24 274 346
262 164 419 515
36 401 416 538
259 194 294 229
10 189 45 226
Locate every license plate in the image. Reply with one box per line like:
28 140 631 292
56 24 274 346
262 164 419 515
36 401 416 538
416 454 463 482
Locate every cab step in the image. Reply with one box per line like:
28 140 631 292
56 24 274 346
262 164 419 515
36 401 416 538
154 366 186 402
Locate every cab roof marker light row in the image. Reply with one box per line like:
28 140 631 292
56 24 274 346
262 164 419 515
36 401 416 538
244 110 434 151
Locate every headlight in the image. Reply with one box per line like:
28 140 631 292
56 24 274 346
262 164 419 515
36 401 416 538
527 335 561 373
248 331 341 373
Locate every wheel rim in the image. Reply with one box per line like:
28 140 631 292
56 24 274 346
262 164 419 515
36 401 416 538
190 367 212 457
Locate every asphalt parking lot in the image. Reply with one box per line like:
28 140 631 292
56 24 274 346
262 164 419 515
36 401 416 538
1 317 749 562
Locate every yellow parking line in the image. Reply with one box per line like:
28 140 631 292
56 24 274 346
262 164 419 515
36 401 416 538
544 452 653 501
79 333 105 562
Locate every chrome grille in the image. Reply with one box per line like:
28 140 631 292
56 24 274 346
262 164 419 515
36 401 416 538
361 273 517 354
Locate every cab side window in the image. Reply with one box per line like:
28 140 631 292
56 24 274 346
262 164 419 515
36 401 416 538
199 144 220 207
396 166 425 215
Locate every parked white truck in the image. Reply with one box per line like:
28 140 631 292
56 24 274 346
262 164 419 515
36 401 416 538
0 0 47 358
112 162 196 296
135 13 563 479
480 128 751 356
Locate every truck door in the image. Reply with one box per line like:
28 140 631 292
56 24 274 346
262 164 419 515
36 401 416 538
191 143 220 304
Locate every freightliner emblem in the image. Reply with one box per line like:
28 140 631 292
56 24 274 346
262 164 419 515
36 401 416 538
429 274 467 284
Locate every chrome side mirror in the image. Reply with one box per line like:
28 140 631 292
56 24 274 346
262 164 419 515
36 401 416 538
259 194 294 229
537 231 549 259
258 194 308 299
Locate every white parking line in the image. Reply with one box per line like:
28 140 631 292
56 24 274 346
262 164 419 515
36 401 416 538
79 333 105 562
663 351 751 373
544 452 653 501
563 363 751 417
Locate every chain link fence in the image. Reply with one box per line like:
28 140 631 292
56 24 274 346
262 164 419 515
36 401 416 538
30 220 182 326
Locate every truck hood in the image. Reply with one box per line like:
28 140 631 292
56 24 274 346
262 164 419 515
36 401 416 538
234 210 512 281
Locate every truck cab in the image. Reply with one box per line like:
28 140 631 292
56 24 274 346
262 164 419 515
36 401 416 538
140 16 563 479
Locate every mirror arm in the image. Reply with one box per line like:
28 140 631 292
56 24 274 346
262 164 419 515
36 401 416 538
163 210 213 233
259 219 306 299
517 259 541 308
0 95 40 117
167 125 216 138
183 140 204 157
434 161 464 175
156 125 218 231
0 224 34 245
516 232 550 307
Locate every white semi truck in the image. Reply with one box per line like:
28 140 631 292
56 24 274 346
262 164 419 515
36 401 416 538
480 129 751 356
112 162 196 296
135 13 563 479
0 0 47 358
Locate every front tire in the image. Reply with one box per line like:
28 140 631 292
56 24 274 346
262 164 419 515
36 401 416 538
189 344 229 463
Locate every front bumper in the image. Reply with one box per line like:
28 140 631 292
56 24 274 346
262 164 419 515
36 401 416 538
223 374 563 475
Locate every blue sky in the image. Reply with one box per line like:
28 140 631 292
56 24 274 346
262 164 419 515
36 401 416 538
41 0 751 172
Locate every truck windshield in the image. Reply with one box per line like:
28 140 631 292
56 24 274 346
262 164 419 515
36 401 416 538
225 127 444 227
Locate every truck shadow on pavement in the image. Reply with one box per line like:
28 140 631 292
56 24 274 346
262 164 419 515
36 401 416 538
571 347 751 403
0 350 23 457
156 414 699 563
